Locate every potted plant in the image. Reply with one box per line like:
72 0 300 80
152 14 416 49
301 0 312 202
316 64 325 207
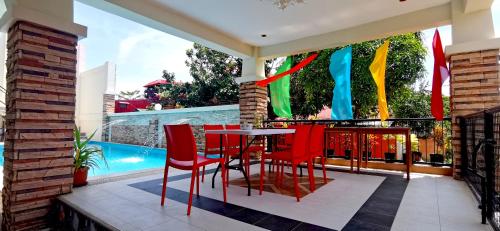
73 127 108 187
430 125 445 165
384 136 396 163
342 133 352 160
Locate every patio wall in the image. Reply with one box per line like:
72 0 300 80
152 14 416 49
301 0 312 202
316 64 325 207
104 104 240 150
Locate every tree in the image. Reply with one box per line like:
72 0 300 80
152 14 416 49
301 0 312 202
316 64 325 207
286 33 427 118
184 43 241 107
162 70 175 83
118 90 141 100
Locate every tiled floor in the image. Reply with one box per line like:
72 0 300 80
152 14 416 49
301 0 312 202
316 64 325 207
59 164 492 231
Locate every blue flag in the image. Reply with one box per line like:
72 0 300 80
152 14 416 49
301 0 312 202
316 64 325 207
330 46 353 120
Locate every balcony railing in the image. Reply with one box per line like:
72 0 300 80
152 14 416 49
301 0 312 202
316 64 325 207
263 117 452 167
460 105 500 229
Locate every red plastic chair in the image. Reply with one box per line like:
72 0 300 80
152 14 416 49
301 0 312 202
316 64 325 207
161 124 227 215
259 125 314 202
308 124 327 191
201 124 225 182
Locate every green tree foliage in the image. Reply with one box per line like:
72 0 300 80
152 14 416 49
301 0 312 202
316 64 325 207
162 70 176 83
287 33 427 118
184 43 241 106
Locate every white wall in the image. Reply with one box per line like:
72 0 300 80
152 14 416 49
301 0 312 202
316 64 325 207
76 61 116 141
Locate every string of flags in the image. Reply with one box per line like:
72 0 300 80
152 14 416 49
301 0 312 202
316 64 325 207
260 30 448 121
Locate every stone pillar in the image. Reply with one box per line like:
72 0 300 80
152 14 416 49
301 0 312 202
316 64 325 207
239 81 267 125
2 21 78 230
237 56 267 125
101 94 115 141
449 49 500 179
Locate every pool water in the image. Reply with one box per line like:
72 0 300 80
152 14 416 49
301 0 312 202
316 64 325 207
87 141 166 176
0 142 167 177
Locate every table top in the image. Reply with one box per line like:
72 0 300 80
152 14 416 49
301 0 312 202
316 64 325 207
205 128 295 135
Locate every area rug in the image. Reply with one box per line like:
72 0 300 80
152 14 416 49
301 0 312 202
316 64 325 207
229 170 333 198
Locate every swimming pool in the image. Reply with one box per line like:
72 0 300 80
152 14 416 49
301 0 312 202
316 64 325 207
87 141 166 176
0 142 167 177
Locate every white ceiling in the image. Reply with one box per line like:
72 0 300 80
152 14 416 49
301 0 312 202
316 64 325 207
152 0 450 46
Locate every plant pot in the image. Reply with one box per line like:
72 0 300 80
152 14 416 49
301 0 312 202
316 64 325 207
430 154 444 165
344 150 351 160
384 152 396 163
326 149 335 158
362 151 372 161
412 151 422 162
73 167 89 187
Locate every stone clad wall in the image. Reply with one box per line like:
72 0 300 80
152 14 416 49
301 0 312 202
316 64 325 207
450 49 500 179
106 105 239 151
2 21 78 230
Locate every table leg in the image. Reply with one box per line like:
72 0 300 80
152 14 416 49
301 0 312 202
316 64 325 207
211 134 224 189
239 135 251 196
406 131 411 181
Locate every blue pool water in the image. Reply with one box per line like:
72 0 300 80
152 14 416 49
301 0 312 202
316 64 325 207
87 141 166 176
0 142 166 177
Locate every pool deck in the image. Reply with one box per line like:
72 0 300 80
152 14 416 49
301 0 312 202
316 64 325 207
59 164 492 231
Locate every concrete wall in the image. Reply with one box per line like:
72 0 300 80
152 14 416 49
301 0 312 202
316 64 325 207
105 104 240 150
76 61 116 141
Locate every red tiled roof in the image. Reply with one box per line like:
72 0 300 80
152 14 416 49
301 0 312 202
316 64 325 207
143 79 170 87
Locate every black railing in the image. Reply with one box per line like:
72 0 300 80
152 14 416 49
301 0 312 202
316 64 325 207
460 105 500 229
263 117 452 166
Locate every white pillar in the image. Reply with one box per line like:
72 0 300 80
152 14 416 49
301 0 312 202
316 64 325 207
236 56 266 84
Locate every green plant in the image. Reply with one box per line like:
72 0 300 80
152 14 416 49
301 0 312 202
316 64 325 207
74 127 108 171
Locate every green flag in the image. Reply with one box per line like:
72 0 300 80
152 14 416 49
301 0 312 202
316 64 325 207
270 57 292 118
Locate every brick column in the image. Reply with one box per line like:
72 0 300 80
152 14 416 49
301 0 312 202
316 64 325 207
2 21 78 230
450 49 500 179
239 81 267 125
101 94 115 141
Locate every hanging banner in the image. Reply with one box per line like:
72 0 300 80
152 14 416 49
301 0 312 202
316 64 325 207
330 46 353 120
270 57 292 118
431 29 449 121
369 40 390 121
256 53 318 87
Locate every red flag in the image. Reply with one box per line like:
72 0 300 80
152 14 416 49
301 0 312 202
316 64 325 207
431 29 449 121
256 53 318 87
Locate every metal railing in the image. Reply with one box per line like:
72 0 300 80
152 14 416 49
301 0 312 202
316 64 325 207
460 105 500 229
263 117 452 166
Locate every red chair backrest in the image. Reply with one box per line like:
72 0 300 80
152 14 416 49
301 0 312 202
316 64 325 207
309 124 326 155
290 125 313 158
225 124 241 148
164 124 197 162
204 124 225 151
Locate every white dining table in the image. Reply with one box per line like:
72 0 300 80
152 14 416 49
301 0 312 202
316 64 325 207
205 128 295 196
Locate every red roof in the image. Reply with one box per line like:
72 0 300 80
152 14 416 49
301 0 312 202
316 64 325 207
143 79 170 88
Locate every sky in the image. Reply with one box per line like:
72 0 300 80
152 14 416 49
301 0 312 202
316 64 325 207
74 1 500 95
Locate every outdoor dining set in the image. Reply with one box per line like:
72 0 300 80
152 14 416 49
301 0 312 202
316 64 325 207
160 123 328 215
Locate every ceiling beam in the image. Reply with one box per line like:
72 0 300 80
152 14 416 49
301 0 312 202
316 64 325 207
77 0 256 58
462 0 494 14
259 3 452 59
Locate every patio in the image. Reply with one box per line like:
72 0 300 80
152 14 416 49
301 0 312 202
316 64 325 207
1 0 500 230
59 164 488 231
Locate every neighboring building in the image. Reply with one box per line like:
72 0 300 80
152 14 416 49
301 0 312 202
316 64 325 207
76 61 117 141
115 99 150 113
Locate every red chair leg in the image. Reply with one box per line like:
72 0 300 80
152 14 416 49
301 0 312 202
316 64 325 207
292 164 300 202
161 162 169 206
196 168 200 197
260 157 265 195
307 159 316 192
201 166 205 183
221 160 227 203
187 168 197 215
274 160 281 186
322 156 327 184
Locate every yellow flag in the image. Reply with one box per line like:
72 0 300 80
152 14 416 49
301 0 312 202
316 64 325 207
369 40 390 121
